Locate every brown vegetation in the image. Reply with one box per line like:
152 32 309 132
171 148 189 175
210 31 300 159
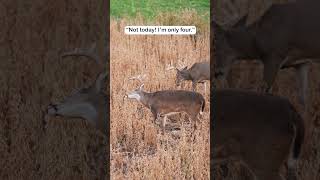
212 61 320 180
0 1 108 179
110 12 210 179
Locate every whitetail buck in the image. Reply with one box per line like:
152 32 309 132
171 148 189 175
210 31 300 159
213 89 305 180
47 43 108 136
46 43 108 180
213 0 320 109
167 61 210 93
127 84 205 133
213 24 312 108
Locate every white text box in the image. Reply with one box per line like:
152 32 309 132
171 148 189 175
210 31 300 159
125 26 196 35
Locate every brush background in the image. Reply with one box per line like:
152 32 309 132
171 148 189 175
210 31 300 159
0 1 108 179
212 47 320 179
212 0 320 179
110 10 210 179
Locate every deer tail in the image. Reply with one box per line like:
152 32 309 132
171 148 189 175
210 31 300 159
200 98 205 115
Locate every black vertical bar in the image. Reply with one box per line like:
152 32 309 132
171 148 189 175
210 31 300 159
104 0 110 178
210 0 216 179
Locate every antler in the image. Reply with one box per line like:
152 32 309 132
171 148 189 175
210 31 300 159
61 42 101 65
166 63 176 71
177 60 187 70
129 74 146 83
166 60 187 71
61 42 107 92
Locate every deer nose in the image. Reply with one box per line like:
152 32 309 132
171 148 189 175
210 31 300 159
47 103 58 114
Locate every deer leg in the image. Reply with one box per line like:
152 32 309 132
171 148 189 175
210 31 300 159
296 62 309 110
192 81 197 91
260 55 284 93
98 147 108 180
197 114 202 130
189 116 195 131
287 157 298 180
150 106 158 124
189 114 199 131
162 115 167 134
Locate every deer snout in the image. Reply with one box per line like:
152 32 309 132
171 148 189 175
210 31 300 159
127 93 134 99
47 103 58 115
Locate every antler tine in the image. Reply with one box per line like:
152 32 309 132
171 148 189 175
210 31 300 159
177 60 187 70
128 74 146 83
61 42 101 65
165 63 176 71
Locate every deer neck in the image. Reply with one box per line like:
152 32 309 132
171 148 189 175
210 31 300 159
87 93 107 124
180 69 192 80
139 91 152 108
95 93 108 135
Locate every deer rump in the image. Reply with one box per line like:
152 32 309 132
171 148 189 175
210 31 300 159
212 89 304 179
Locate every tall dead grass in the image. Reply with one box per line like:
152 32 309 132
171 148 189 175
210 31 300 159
0 1 108 179
110 12 210 179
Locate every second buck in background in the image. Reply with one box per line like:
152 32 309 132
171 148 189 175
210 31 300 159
127 84 205 133
167 61 210 93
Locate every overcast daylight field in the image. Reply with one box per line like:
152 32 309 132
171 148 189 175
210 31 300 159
110 1 210 178
111 0 320 179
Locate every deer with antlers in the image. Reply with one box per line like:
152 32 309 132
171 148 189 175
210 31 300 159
45 42 108 180
127 75 205 133
46 43 108 136
167 61 210 93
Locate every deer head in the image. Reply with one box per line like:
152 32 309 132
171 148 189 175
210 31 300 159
166 62 188 87
127 84 145 102
47 43 107 135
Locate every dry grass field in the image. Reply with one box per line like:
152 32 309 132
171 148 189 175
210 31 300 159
0 1 108 179
213 0 320 179
110 13 210 179
212 62 320 179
